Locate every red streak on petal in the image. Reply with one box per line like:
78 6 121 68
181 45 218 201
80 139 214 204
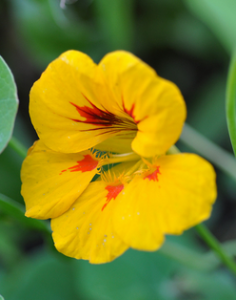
122 100 141 124
60 155 98 175
102 184 124 211
70 95 118 127
59 169 67 175
124 103 135 119
122 96 148 124
144 167 161 182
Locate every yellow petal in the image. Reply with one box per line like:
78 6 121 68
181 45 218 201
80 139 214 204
30 50 128 153
21 140 99 219
112 153 217 250
98 51 187 157
51 181 129 264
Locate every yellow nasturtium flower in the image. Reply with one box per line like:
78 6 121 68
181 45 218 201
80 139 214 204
21 50 217 263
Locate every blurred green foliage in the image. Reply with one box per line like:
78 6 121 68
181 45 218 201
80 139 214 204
1 0 236 299
185 0 236 54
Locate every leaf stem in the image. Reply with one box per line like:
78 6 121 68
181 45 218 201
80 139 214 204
8 136 27 158
0 193 51 235
195 223 236 276
226 50 236 157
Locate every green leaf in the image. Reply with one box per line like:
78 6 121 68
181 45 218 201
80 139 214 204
184 0 236 53
0 295 5 300
0 56 18 153
226 51 236 157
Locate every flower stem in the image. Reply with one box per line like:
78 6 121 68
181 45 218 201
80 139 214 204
195 223 236 276
8 136 27 158
226 50 236 157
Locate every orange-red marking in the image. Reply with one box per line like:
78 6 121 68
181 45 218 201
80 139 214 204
70 94 119 127
59 155 98 175
122 99 143 124
124 103 135 119
144 167 161 181
102 184 124 211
